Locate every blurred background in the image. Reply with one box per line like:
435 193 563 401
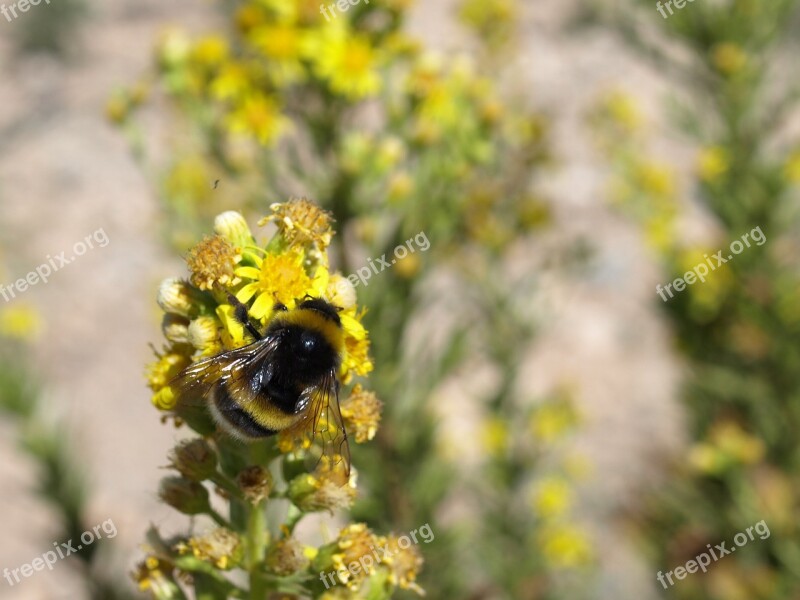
1 0 799 598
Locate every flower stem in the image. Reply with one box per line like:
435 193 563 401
247 499 269 598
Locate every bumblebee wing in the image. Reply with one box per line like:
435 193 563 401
169 335 281 408
297 369 351 481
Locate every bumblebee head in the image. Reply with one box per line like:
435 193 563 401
267 298 345 369
295 297 341 327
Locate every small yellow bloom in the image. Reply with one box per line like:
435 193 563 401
310 30 382 100
182 528 242 570
330 524 380 590
529 398 579 443
191 35 229 69
481 416 508 456
381 535 425 594
248 24 307 86
235 248 314 318
225 94 288 145
698 146 730 183
533 477 573 519
287 459 357 513
783 150 800 184
340 384 382 443
0 305 42 341
131 555 173 593
538 524 593 569
711 43 748 76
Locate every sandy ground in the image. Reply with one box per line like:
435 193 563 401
0 0 695 598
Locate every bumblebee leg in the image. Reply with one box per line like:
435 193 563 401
226 292 263 340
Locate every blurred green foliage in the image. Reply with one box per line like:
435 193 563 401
589 0 800 597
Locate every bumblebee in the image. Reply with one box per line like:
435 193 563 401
169 295 350 475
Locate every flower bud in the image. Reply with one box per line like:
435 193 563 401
162 314 190 344
214 211 254 249
188 316 221 355
159 476 211 515
170 439 218 482
157 278 197 317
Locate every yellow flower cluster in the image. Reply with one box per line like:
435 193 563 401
154 0 394 147
315 523 424 595
146 201 374 414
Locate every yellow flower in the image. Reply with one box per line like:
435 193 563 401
533 477 573 519
248 24 307 86
0 305 42 341
191 35 229 70
330 524 380 590
481 416 508 456
235 248 316 318
340 310 374 382
225 93 288 145
211 62 252 101
698 146 730 183
309 30 382 100
783 150 800 184
131 555 174 593
287 458 357 512
633 160 675 200
600 90 642 133
147 351 191 393
381 535 425 594
180 528 242 570
538 524 593 569
340 384 382 443
711 43 748 76
529 397 579 443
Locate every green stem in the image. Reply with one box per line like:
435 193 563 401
247 499 269 598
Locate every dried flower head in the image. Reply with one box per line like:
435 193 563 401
178 528 243 570
131 555 175 594
261 198 334 250
265 537 309 576
287 458 357 513
186 235 242 291
237 465 273 503
381 535 425 594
